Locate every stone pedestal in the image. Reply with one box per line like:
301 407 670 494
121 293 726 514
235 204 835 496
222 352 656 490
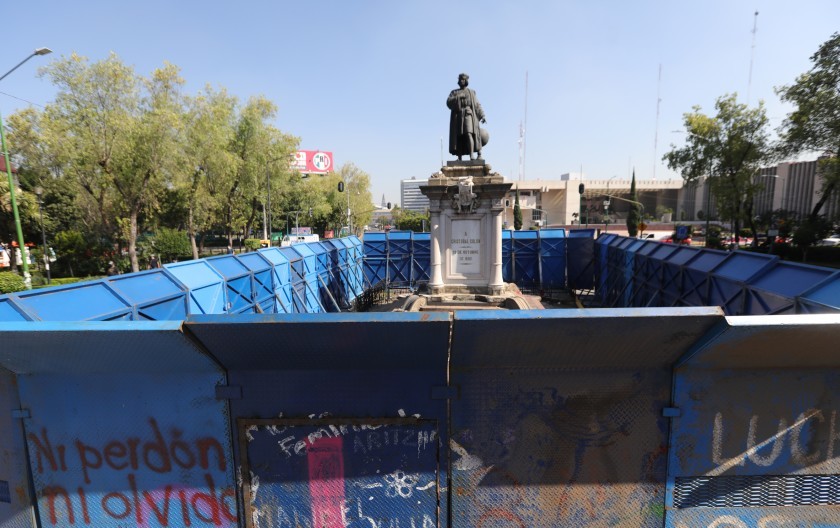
420 161 512 296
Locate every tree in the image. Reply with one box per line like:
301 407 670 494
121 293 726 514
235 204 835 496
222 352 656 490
513 187 523 230
626 169 640 237
664 94 772 245
776 32 840 222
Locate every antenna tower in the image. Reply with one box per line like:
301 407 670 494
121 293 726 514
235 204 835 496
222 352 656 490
653 64 662 181
518 72 528 181
747 10 759 105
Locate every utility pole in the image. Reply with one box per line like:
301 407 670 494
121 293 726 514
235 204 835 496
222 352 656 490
653 64 662 180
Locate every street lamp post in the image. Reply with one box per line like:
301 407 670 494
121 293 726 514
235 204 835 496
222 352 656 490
264 156 287 244
604 176 617 233
1 47 53 289
34 187 50 284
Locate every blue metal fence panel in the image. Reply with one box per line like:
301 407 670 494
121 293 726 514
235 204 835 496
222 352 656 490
235 252 276 313
347 236 365 298
387 231 413 287
567 229 596 289
326 240 353 307
185 312 453 528
743 261 838 315
678 249 730 308
278 247 307 313
165 260 227 315
105 269 189 320
291 243 323 313
798 272 840 313
667 316 840 527
705 252 778 315
11 281 133 321
412 232 431 286
595 233 617 302
539 228 566 289
0 366 34 528
206 254 255 314
502 229 513 282
0 298 31 322
363 232 388 287
450 307 724 528
602 236 633 306
316 241 344 311
660 246 703 307
512 230 540 288
0 321 235 528
630 241 664 307
257 247 293 313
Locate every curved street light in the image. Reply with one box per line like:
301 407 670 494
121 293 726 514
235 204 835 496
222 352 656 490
1 47 53 288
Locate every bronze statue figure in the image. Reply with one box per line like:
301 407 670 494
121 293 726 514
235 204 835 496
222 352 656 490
447 73 488 160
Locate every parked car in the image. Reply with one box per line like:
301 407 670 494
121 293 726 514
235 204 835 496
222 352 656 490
661 235 692 245
816 235 840 247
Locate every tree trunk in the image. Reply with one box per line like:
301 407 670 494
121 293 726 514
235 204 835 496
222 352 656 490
188 205 198 260
809 179 837 222
129 208 139 273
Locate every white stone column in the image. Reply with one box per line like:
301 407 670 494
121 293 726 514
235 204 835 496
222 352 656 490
429 206 444 290
489 206 504 292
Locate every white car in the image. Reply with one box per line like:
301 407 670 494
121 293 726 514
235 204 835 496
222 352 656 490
816 235 840 247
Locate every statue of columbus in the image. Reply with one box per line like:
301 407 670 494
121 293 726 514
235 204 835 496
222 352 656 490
447 73 488 160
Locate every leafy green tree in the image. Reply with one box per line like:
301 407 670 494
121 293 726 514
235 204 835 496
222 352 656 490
151 227 191 263
664 94 772 245
513 188 523 230
776 32 840 222
626 170 640 237
182 87 238 258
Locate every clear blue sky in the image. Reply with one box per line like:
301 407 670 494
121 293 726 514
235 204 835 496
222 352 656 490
2 1 838 206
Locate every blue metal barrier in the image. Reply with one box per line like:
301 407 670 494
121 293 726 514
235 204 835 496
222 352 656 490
165 260 227 315
743 261 838 315
798 272 840 313
348 236 365 298
10 281 133 321
512 230 540 288
289 244 323 313
258 247 293 313
412 232 431 287
707 251 779 314
567 229 595 289
363 232 388 287
326 239 352 307
278 247 307 313
502 229 513 282
233 252 275 313
3 310 840 528
678 249 730 307
539 228 566 289
0 297 30 321
205 254 255 314
387 231 413 287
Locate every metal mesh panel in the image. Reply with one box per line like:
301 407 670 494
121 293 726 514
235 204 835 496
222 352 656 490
674 474 840 508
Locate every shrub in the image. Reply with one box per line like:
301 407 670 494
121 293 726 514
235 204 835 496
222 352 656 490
0 272 26 294
243 238 262 251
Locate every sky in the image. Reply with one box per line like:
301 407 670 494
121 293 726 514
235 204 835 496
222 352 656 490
2 1 839 206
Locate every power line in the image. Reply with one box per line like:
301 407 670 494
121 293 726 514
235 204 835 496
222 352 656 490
0 91 45 108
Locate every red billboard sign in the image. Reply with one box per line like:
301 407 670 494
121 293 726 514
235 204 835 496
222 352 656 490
291 150 334 174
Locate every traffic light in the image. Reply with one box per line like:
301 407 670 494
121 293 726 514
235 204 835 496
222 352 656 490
579 183 585 195
386 202 392 209
338 181 344 192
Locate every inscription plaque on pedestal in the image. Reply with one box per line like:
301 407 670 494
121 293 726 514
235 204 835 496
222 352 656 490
450 219 481 275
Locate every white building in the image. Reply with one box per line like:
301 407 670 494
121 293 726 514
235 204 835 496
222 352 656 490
400 177 430 213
